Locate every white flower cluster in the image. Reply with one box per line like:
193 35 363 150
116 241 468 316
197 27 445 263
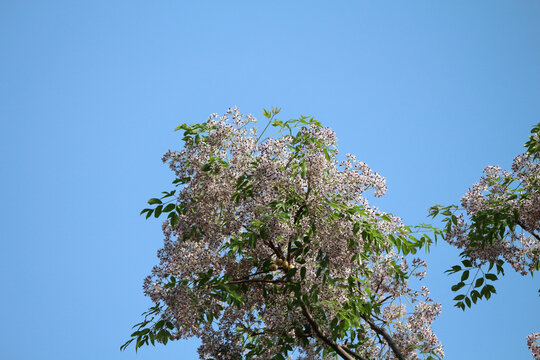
446 153 540 275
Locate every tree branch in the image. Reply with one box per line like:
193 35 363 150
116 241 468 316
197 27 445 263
287 203 307 263
233 269 272 282
262 236 285 260
362 316 406 360
516 221 540 242
288 178 311 263
299 300 368 360
342 344 369 360
227 278 286 285
529 230 540 242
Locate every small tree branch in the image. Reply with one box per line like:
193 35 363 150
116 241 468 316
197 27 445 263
227 278 286 285
233 269 272 282
288 179 311 263
529 230 540 242
262 236 285 260
516 221 540 242
287 203 308 263
299 300 368 360
362 316 406 360
342 344 369 360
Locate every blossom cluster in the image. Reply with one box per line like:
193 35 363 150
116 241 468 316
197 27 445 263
140 108 443 359
440 124 539 359
445 153 540 275
528 333 540 360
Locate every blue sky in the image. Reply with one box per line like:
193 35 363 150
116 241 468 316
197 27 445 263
1 1 539 359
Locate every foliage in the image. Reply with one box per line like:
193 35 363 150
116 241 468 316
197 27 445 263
430 122 540 310
430 123 540 359
122 107 444 360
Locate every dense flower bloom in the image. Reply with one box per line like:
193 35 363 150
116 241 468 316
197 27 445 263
445 152 540 274
129 108 443 360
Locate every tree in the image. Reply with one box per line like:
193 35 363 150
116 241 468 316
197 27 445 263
122 107 444 360
430 122 540 359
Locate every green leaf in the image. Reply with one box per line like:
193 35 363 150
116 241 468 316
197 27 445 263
163 203 175 212
300 160 307 179
323 148 331 161
173 176 191 185
154 205 163 218
471 290 480 303
148 198 162 205
451 282 465 291
174 123 191 132
300 267 306 280
485 273 498 281
475 278 484 288
145 209 154 219
353 222 360 235
155 320 165 329
169 212 179 227
461 270 470 282
429 206 440 218
120 339 134 351
445 265 462 274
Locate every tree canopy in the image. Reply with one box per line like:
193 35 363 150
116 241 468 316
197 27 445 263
122 108 539 359
122 107 443 360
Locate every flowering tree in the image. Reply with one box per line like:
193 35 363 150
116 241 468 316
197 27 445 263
122 107 444 360
430 123 540 359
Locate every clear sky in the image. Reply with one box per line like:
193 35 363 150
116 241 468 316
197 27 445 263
1 1 539 359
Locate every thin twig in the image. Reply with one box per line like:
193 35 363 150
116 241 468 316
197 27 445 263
227 279 286 285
